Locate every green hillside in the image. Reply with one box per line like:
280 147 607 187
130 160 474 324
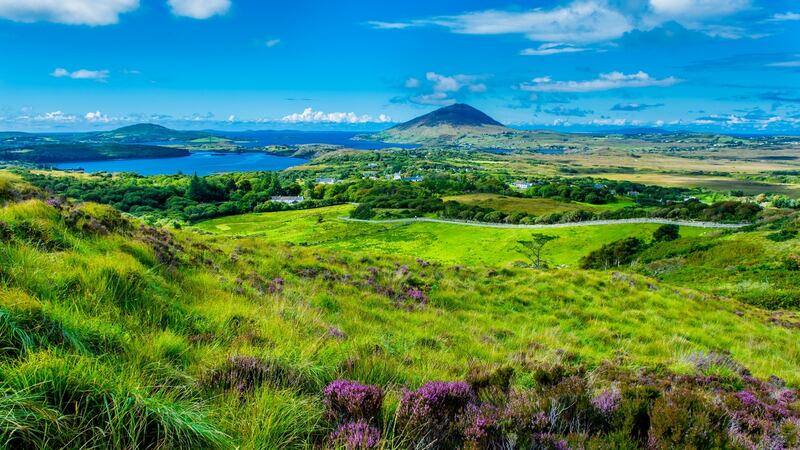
1 172 798 448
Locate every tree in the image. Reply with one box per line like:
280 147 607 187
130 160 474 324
580 237 646 270
653 224 680 242
518 233 558 269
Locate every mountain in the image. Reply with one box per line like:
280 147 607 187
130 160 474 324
370 104 512 144
89 123 210 143
390 103 505 131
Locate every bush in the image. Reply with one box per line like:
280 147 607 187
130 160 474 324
766 230 797 242
396 381 473 447
652 224 680 242
323 380 384 424
350 204 374 220
580 238 647 270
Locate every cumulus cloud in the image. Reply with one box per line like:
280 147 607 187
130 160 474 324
281 108 392 124
398 72 488 105
84 111 110 122
520 43 591 56
51 68 110 81
647 0 750 20
0 0 139 25
167 0 229 19
611 102 665 111
265 39 281 48
519 71 681 93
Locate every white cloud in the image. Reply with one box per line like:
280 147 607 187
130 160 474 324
0 0 138 25
648 0 750 20
520 43 591 56
426 72 486 94
84 111 110 122
281 108 392 124
51 68 110 81
769 12 800 22
265 38 281 48
366 20 417 30
370 0 757 44
404 77 420 89
227 114 236 122
428 1 633 44
34 111 78 122
167 0 229 19
519 71 681 92
401 72 488 105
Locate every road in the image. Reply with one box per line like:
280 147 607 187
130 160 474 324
339 216 749 229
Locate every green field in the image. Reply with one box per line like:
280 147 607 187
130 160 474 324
195 205 709 267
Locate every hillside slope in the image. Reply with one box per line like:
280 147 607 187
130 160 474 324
0 172 798 448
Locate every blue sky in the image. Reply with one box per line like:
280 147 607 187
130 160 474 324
0 0 799 133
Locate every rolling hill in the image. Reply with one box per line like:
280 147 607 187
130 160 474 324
89 123 210 143
0 171 798 448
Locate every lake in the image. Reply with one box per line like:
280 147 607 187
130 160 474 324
55 152 309 176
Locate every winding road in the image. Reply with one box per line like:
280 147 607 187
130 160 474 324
339 216 749 230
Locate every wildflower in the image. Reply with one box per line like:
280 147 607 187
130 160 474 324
330 420 381 449
324 380 384 423
591 388 621 415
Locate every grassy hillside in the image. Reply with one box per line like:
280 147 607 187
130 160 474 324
1 174 798 448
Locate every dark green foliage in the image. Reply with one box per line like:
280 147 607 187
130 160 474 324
652 224 680 242
767 229 797 242
350 204 375 220
580 238 647 270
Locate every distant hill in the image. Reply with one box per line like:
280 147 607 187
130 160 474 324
89 124 209 143
0 143 189 163
370 104 511 144
390 103 505 131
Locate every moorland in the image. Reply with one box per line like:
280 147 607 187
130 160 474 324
1 104 799 449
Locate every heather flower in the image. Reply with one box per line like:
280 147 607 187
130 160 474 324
324 380 384 423
406 288 428 304
591 387 621 415
416 258 430 268
396 381 472 446
327 326 346 340
46 197 64 209
330 420 381 449
462 403 504 449
269 277 284 294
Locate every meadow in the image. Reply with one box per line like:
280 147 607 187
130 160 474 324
195 205 710 267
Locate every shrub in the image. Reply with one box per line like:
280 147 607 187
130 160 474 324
648 387 730 449
580 237 647 270
330 420 381 449
767 229 797 242
396 381 472 447
652 224 680 242
323 380 384 424
350 204 375 220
